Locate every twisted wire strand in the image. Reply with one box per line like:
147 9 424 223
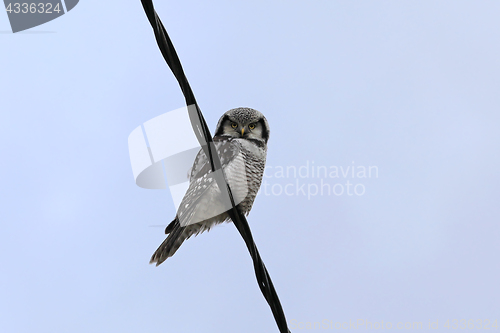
140 1 291 332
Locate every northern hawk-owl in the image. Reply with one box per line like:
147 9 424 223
150 107 270 266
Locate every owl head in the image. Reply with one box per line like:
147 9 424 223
214 107 270 144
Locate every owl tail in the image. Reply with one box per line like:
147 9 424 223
149 218 202 266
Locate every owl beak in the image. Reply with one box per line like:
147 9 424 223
241 128 245 136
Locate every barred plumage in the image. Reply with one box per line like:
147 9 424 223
150 107 269 266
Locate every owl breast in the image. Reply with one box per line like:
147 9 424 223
229 138 267 215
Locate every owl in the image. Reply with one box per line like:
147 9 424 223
150 107 270 266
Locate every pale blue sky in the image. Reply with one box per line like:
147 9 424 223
1 1 499 332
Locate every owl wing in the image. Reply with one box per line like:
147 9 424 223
176 136 242 227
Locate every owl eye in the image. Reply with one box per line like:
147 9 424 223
248 123 256 130
231 122 238 129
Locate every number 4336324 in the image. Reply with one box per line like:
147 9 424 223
444 319 498 329
5 3 62 14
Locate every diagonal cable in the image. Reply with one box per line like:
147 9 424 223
140 1 291 332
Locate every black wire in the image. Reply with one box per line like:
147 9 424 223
140 1 291 332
